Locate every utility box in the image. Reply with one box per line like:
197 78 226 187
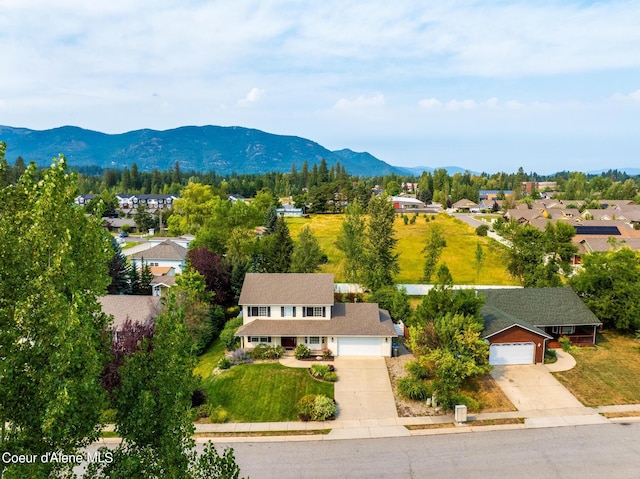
454 404 467 424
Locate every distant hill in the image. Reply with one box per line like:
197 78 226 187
0 125 412 177
399 165 480 176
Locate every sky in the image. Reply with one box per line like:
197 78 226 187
1 0 639 174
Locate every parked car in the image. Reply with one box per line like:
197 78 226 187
118 231 129 238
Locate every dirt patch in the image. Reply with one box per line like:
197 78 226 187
385 341 438 417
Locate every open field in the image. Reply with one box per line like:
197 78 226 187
553 332 640 406
287 213 518 285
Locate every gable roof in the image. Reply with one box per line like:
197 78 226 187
238 273 335 306
480 287 601 328
482 305 552 339
236 303 397 337
129 239 187 261
98 295 161 330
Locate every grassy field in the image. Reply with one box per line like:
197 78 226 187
287 213 517 285
553 332 640 406
201 363 334 422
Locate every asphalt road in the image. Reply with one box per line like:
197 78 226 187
215 423 640 479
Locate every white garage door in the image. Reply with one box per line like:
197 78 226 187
338 337 381 356
489 343 535 365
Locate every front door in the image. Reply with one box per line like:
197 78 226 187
281 337 297 349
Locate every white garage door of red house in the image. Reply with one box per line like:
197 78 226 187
489 342 535 365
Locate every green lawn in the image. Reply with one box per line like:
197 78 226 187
553 332 640 406
287 213 517 285
202 363 334 422
194 338 226 378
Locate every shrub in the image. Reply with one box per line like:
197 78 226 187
217 357 232 370
323 372 338 382
559 336 572 352
454 394 481 412
403 215 409 225
296 394 317 421
409 215 416 225
310 364 331 378
297 394 337 421
312 395 337 421
264 345 285 359
195 403 211 419
209 406 229 423
250 344 286 360
405 360 432 380
397 377 432 401
294 343 311 360
545 348 557 359
220 317 243 350
230 348 252 365
476 224 489 236
321 348 333 360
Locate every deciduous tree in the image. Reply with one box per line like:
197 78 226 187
336 200 366 283
0 153 112 478
361 194 399 290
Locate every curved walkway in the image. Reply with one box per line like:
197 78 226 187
545 349 577 372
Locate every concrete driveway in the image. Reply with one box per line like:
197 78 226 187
490 364 584 411
333 357 398 420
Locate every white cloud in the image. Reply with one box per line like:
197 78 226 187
237 87 265 106
333 94 385 110
417 98 442 109
611 89 640 102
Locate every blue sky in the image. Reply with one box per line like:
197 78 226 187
1 0 639 174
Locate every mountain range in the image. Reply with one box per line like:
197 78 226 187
0 125 415 177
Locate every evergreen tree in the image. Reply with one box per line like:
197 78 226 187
263 205 278 234
291 225 325 273
107 237 132 294
262 216 294 273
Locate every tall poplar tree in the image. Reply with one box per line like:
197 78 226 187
362 194 399 290
336 200 366 283
0 150 112 478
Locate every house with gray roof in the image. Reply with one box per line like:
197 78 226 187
98 295 161 342
236 273 397 357
480 287 601 365
128 239 188 274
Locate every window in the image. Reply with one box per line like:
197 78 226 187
248 336 271 343
248 306 271 317
303 307 325 317
308 336 320 345
552 326 575 335
281 306 296 317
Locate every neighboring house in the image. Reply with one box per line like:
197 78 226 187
452 198 480 213
235 273 397 357
276 204 304 217
98 295 161 342
480 287 602 366
103 217 137 233
127 239 188 274
479 190 513 201
74 194 96 206
390 196 426 210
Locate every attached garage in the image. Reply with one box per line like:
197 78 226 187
489 342 535 365
337 337 383 356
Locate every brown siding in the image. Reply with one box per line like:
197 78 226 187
488 326 546 363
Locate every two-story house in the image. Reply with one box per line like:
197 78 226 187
235 273 397 357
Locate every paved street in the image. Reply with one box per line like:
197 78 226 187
216 422 640 479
